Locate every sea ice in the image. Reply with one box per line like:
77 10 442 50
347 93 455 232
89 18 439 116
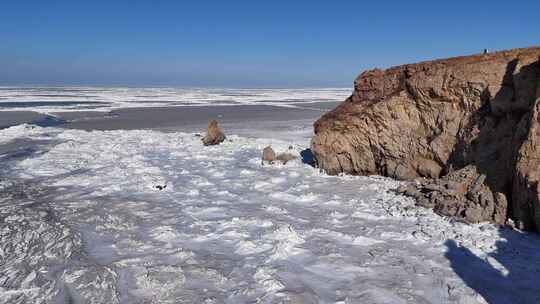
0 87 351 113
1 124 539 303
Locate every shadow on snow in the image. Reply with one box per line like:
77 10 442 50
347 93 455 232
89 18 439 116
445 228 540 303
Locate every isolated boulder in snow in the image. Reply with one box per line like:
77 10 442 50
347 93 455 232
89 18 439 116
202 120 226 146
261 146 297 165
311 46 540 231
261 146 276 164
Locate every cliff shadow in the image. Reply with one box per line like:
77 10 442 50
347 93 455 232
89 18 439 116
446 58 540 221
445 228 540 303
442 59 540 302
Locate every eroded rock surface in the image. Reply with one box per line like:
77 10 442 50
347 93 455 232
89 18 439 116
513 97 540 231
311 46 540 231
397 166 507 224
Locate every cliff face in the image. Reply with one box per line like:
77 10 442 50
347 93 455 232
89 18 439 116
311 47 540 231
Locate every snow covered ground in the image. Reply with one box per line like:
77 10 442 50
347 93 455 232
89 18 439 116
1 122 540 303
0 87 351 113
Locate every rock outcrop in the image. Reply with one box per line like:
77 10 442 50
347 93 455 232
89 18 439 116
202 120 226 146
311 46 540 231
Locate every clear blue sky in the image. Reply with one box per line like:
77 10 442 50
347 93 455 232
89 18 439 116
1 1 538 87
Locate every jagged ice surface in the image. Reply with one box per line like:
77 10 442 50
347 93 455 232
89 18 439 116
1 125 539 303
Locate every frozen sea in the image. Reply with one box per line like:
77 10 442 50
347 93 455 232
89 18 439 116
0 87 351 113
1 87 539 304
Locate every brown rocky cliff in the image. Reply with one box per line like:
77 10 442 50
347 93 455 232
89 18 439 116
311 46 540 231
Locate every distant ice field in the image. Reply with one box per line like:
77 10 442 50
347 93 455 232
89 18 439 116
0 87 352 113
